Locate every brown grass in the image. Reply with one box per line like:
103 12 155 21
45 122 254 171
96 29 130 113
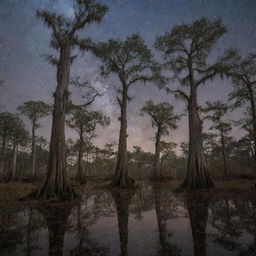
0 182 37 202
0 178 255 205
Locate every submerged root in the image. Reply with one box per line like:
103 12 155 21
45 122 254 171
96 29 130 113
180 151 214 190
19 185 77 201
111 163 135 189
110 175 135 189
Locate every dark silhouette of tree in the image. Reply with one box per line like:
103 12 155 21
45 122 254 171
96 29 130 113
5 114 29 182
0 208 25 256
208 198 256 255
155 18 228 189
141 100 180 180
202 132 218 168
0 112 16 153
160 141 179 178
209 198 243 253
103 143 116 160
67 108 110 183
69 203 110 256
154 184 182 256
23 207 42 256
111 190 134 256
17 100 51 179
234 112 255 167
41 205 71 256
237 199 256 255
86 34 164 188
203 101 232 176
0 112 16 178
222 50 256 171
186 193 211 256
33 0 108 200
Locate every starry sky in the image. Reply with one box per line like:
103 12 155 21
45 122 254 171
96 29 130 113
0 0 256 153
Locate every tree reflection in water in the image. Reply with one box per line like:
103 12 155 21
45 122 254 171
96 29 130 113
1 187 256 256
154 184 182 256
41 205 71 256
0 207 25 256
238 199 256 255
209 198 243 251
39 194 112 256
69 200 110 256
186 193 211 256
111 190 134 256
24 207 43 256
209 197 256 255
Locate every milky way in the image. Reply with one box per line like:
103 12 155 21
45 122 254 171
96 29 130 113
0 0 256 153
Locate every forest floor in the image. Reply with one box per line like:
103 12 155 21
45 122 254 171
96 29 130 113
0 178 255 205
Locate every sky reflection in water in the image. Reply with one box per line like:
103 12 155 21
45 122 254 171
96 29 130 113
0 184 256 256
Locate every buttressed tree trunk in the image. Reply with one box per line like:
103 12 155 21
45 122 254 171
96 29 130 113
37 44 74 200
112 88 133 188
154 127 163 180
155 18 227 189
31 0 108 200
183 90 214 189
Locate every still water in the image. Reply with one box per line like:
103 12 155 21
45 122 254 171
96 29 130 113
0 183 255 256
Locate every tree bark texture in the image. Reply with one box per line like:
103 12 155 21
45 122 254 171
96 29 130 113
112 87 133 188
220 131 228 176
247 83 256 173
154 127 164 180
36 44 74 200
182 87 214 189
12 141 17 180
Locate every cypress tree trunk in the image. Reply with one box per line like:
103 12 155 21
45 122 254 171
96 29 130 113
1 127 6 180
220 131 228 176
5 140 18 182
36 44 74 200
247 83 256 174
112 87 133 188
154 127 163 180
76 125 86 184
12 141 17 180
31 120 36 178
182 87 214 189
2 127 6 152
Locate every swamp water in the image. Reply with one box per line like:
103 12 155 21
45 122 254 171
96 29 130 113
0 184 255 256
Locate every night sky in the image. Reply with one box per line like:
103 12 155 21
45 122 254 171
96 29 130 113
1 0 256 153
